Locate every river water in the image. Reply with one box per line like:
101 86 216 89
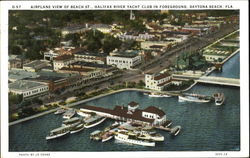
9 53 240 152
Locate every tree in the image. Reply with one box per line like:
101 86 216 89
102 35 122 54
9 92 23 105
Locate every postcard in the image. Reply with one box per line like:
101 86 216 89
1 0 249 158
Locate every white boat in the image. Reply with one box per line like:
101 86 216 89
63 109 76 119
137 133 164 142
170 126 181 136
46 126 69 140
178 93 211 103
62 117 81 126
214 93 225 105
115 132 155 147
149 93 171 98
70 123 84 134
84 115 106 128
90 130 102 141
101 132 114 142
54 108 67 115
77 110 91 117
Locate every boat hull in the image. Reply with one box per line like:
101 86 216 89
46 131 69 140
178 96 210 103
84 117 106 128
115 135 155 147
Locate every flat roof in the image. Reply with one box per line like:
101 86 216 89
74 51 106 57
23 60 48 68
9 69 39 81
71 61 111 68
9 80 47 91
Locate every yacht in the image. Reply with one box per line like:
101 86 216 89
90 130 102 141
77 110 91 117
115 132 155 147
63 109 76 119
62 117 81 126
84 115 106 128
54 108 67 115
148 92 171 98
70 123 84 134
46 126 69 140
178 93 211 103
213 93 225 105
137 133 164 142
101 132 114 142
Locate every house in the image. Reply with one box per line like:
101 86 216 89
107 54 141 70
61 24 89 36
145 73 172 91
9 80 49 98
53 55 75 71
90 24 112 34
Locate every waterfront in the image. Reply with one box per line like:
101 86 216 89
9 85 240 151
9 51 240 152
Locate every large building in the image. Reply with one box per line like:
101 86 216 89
53 55 75 71
74 51 106 64
61 25 89 36
9 80 49 98
107 54 141 70
145 73 172 91
23 60 49 72
80 102 170 126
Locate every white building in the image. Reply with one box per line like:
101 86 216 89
107 55 141 70
145 73 172 91
53 55 75 71
9 80 49 98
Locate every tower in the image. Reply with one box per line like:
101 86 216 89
130 10 135 20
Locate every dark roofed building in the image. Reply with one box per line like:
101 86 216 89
143 106 165 117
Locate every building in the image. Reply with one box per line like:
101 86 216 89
53 55 75 71
9 69 39 82
74 51 106 64
145 73 172 91
8 55 22 69
61 25 89 36
80 102 169 126
119 33 155 41
90 24 112 34
23 60 50 72
9 80 49 98
107 54 141 70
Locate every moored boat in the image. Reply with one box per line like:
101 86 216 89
62 117 81 126
90 130 102 141
178 93 211 103
170 126 181 136
101 132 114 142
137 133 164 142
63 109 76 119
114 132 155 147
213 93 225 105
54 108 67 115
148 92 171 98
46 126 69 140
77 110 91 117
70 123 84 134
84 115 106 128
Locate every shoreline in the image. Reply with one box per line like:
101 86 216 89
9 88 152 126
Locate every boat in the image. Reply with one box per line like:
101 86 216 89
148 92 171 98
77 110 91 117
46 126 69 140
90 130 102 141
114 132 155 147
63 109 76 119
137 133 164 142
101 132 114 142
62 117 81 126
54 108 67 115
70 123 84 134
213 93 225 105
178 93 211 103
84 115 106 128
170 126 181 136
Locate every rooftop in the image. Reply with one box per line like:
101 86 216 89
144 106 165 117
54 55 74 61
128 101 139 107
60 67 93 72
9 69 39 81
23 60 48 68
154 73 171 80
74 51 106 57
70 61 111 69
9 80 47 91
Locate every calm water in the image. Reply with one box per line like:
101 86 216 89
209 52 240 79
9 52 240 152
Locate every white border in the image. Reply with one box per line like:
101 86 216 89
1 1 249 158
